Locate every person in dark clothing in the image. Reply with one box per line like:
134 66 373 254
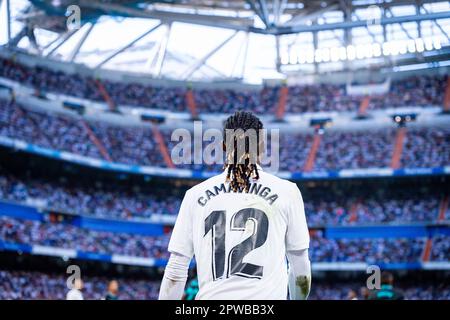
105 280 119 300
368 271 404 300
184 277 199 300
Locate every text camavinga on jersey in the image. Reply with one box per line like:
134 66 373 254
197 182 279 207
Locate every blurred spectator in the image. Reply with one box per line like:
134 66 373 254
0 216 170 259
0 58 446 114
309 230 426 263
367 271 404 300
430 235 450 262
1 99 448 172
0 270 160 300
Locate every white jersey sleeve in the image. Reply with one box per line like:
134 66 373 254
66 289 83 300
285 184 310 251
168 190 194 258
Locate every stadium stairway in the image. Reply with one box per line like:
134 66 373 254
93 79 117 112
357 96 371 117
348 200 361 223
421 239 432 262
80 120 113 162
303 126 322 172
438 195 449 221
185 87 199 119
390 127 407 169
444 76 450 112
275 83 288 120
151 124 175 169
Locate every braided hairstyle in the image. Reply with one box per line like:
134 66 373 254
223 111 264 192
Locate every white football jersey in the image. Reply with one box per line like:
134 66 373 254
66 289 83 300
168 166 309 300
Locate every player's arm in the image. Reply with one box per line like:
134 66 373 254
285 183 311 300
159 252 191 300
287 249 311 300
158 190 194 300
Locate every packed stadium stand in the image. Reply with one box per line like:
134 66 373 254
1 57 447 114
0 0 449 301
0 270 160 300
1 98 448 172
0 269 448 300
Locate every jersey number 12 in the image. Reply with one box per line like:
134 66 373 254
204 208 269 280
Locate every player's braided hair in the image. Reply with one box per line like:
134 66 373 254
223 111 263 192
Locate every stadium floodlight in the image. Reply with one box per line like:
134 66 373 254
372 43 382 57
314 55 322 63
322 48 330 62
382 42 391 56
330 47 340 62
289 50 298 64
390 41 400 56
399 41 408 55
314 49 323 63
424 38 433 51
356 44 366 59
281 52 289 65
407 40 416 53
433 37 442 50
364 45 373 59
339 46 347 60
347 45 356 60
298 53 306 64
306 50 315 64
282 35 442 66
415 39 425 52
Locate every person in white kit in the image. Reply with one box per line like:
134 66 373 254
159 111 311 300
66 278 84 300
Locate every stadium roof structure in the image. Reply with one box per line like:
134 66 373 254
0 0 449 83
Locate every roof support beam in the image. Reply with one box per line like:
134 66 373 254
45 28 79 57
153 23 172 77
258 0 271 27
5 0 11 45
246 0 268 27
181 31 239 80
386 8 415 40
68 22 95 62
94 23 163 69
421 5 450 42
283 3 339 27
277 10 450 35
82 1 253 32
240 32 250 79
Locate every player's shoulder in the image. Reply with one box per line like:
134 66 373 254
184 172 227 199
259 170 300 195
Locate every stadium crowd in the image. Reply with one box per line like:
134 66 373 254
0 170 181 219
0 270 160 300
308 282 450 300
0 168 445 223
313 129 396 170
0 57 447 114
1 99 448 171
369 75 447 110
304 186 442 225
0 216 170 259
430 235 450 262
2 215 448 264
1 270 447 300
309 230 427 263
401 128 450 168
